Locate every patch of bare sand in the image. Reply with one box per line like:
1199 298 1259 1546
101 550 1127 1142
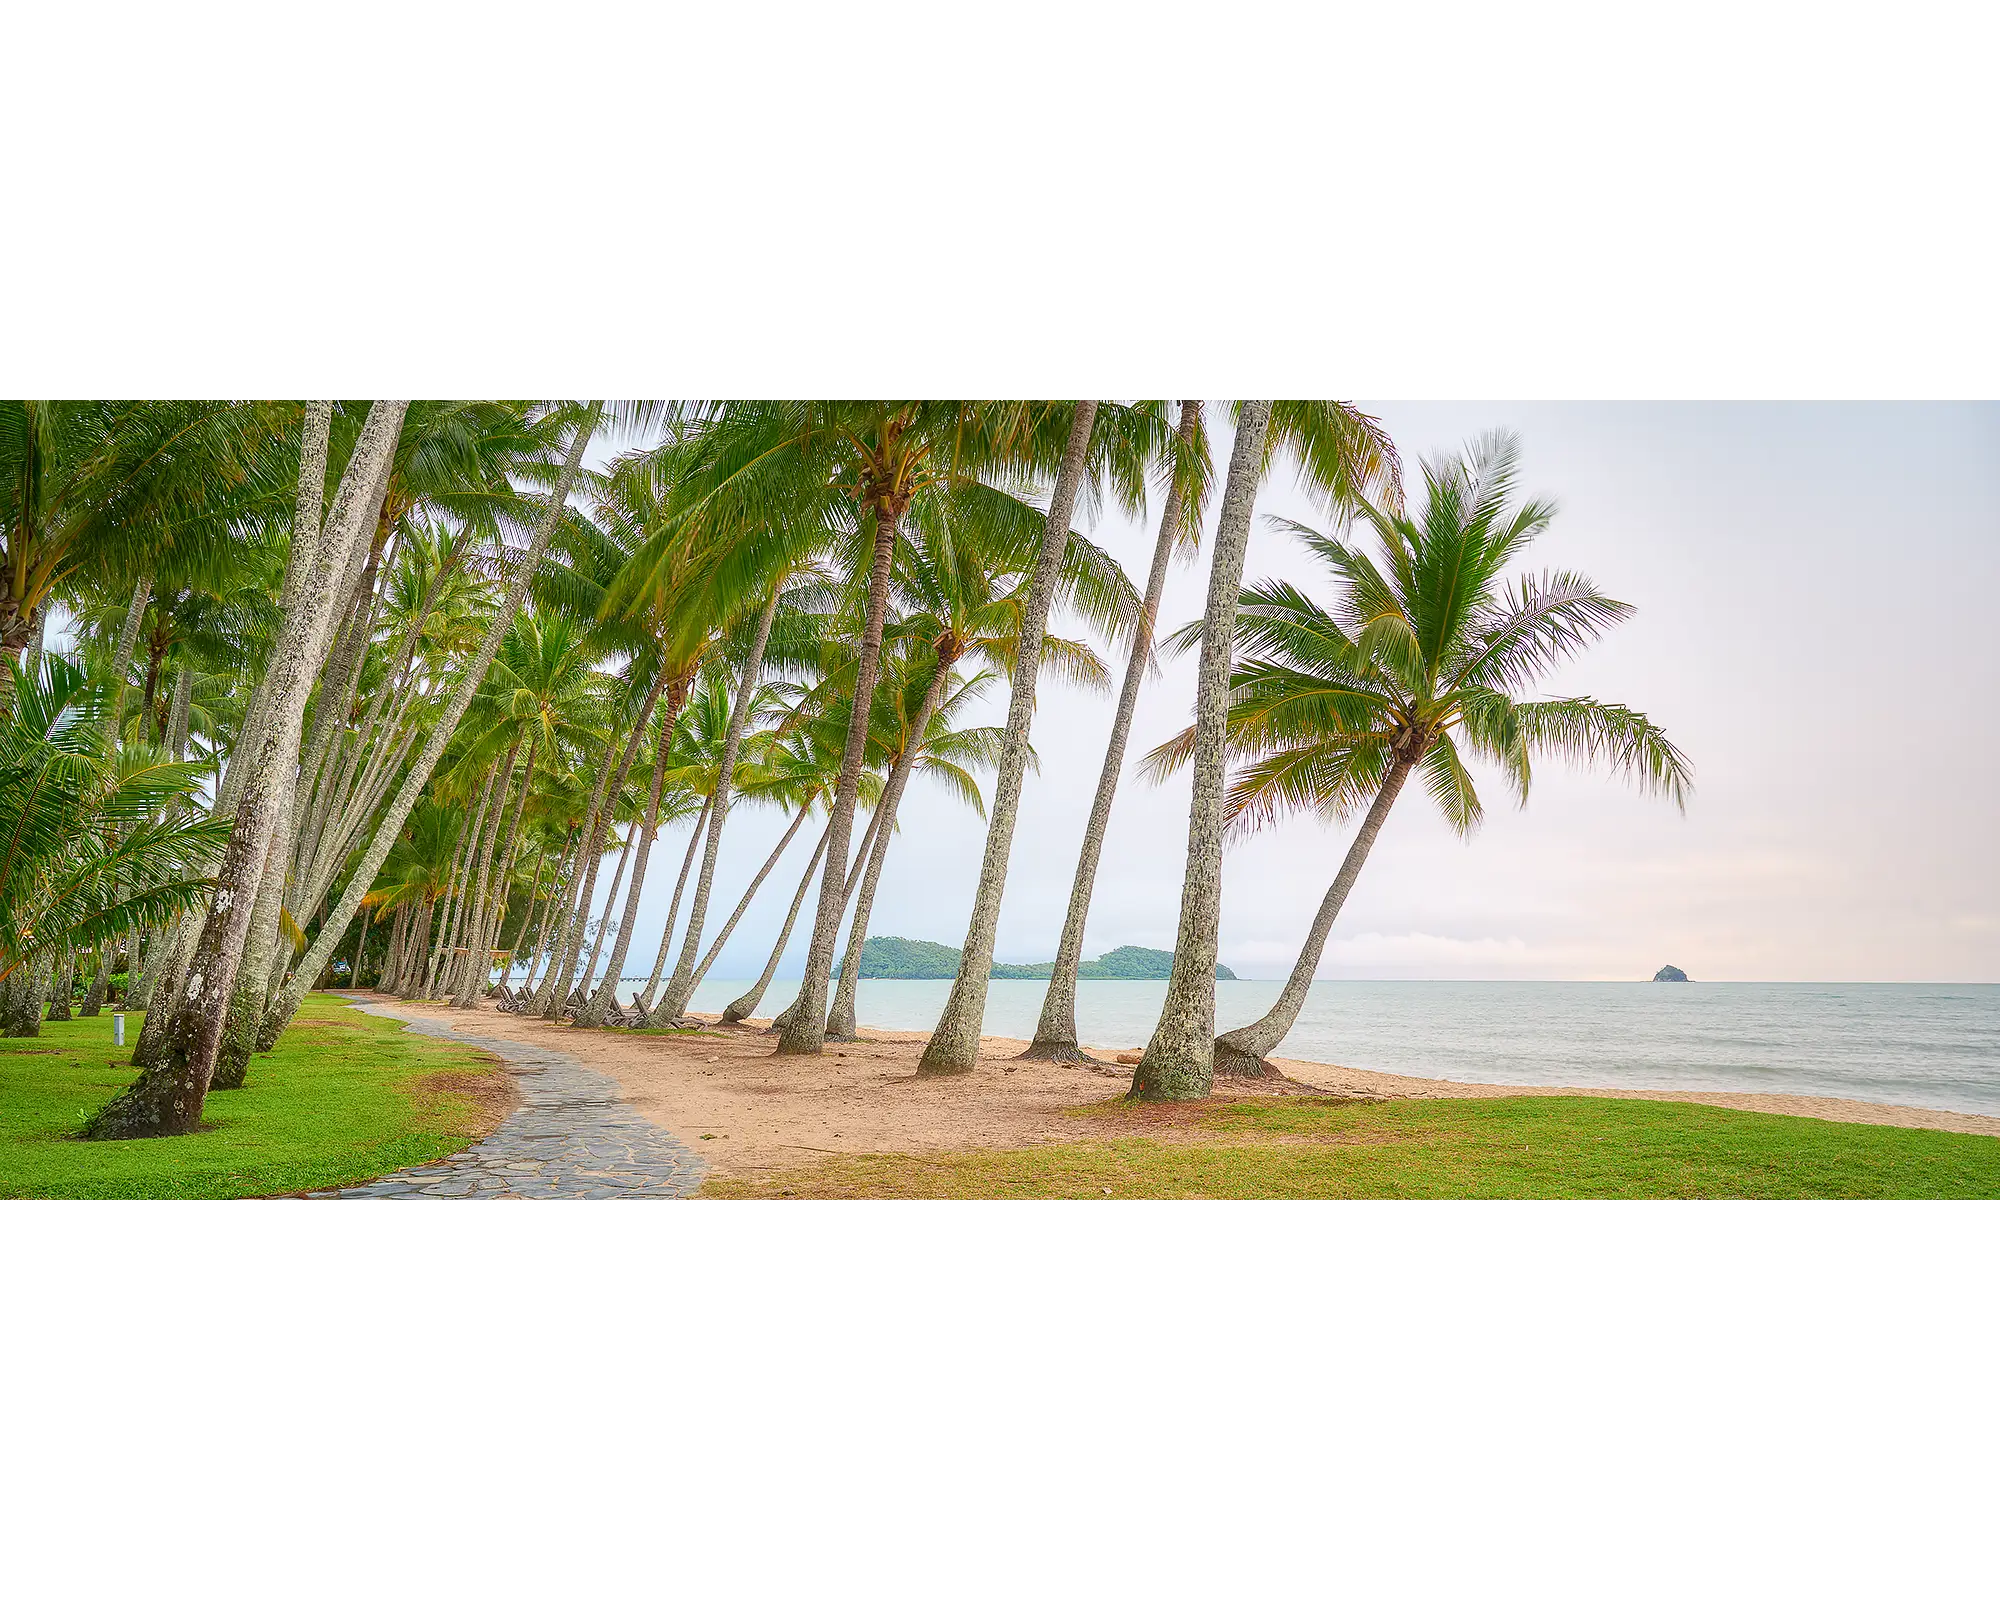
353 997 2000 1182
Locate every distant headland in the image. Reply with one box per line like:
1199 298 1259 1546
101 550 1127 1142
837 936 1236 981
1653 965 1691 982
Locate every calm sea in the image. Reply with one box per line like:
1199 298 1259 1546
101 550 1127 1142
615 977 2000 1119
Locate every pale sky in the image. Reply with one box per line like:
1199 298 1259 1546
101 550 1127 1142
608 403 1999 984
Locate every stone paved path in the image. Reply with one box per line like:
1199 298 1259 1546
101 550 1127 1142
315 1004 704 1200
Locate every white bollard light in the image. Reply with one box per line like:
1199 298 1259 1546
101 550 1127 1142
113 1011 125 1047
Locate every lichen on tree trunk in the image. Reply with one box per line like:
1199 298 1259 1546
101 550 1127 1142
1130 401 1272 1103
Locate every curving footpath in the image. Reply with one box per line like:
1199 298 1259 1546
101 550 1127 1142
313 1004 704 1200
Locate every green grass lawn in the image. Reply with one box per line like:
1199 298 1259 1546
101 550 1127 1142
0 994 511 1199
704 1093 2000 1199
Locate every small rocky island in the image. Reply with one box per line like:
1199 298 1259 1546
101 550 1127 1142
840 936 1235 981
1653 964 1691 982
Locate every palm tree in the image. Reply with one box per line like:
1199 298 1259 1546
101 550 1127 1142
637 402 1087 1056
1144 430 1692 1080
574 451 792 1028
919 402 1104 1072
450 611 610 1006
1129 402 1276 1102
262 402 579 1036
814 446 1134 1046
711 694 894 1027
1024 400 1205 1058
624 669 770 1017
86 401 408 1136
0 655 226 1032
0 401 291 670
265 402 605 1042
1027 400 1403 1061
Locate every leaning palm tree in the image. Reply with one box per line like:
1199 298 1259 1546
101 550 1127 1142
86 400 408 1135
264 401 607 1043
1022 400 1206 1058
713 700 886 1026
1026 399 1401 1060
825 653 1009 1039
1142 430 1692 1083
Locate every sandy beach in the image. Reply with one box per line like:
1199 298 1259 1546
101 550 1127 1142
362 998 2000 1182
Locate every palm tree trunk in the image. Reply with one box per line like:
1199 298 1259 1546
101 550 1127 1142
458 739 538 1005
534 732 624 1011
574 825 634 1009
380 904 407 992
656 582 781 1022
1130 400 1272 1103
579 701 682 1026
764 773 890 1033
539 676 663 1016
211 787 294 1088
721 819 831 1024
521 828 580 991
263 403 602 1043
634 795 712 1014
827 669 950 1040
1027 400 1199 1060
1213 755 1416 1072
80 943 110 1016
777 501 903 1056
452 745 521 994
418 807 478 997
921 401 1099 1075
449 740 522 1004
85 400 404 1139
106 575 153 731
398 901 436 996
493 827 550 991
45 950 76 1022
690 805 810 995
428 764 500 999
1 959 48 1037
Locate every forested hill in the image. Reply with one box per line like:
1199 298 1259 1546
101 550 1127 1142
837 937 1236 981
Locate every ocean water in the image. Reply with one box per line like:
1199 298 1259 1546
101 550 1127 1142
612 977 2000 1119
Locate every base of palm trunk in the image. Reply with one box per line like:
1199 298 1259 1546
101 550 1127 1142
1015 1037 1087 1063
1126 1065 1210 1101
765 999 800 1038
915 1057 974 1077
210 1036 251 1090
1212 1039 1282 1078
83 1061 205 1140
